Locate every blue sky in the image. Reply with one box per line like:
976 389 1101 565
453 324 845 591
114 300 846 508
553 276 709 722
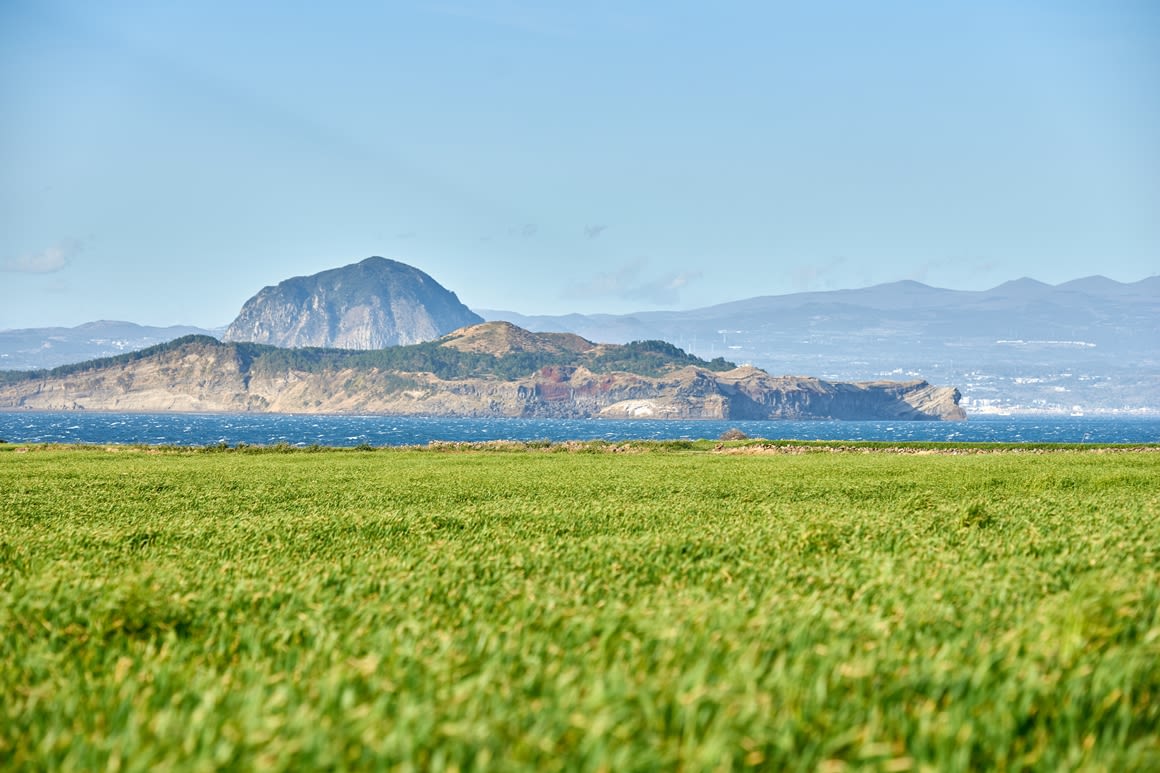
2 0 1157 329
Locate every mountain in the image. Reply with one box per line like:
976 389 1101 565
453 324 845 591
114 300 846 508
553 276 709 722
0 321 219 370
480 275 1159 414
0 322 964 420
223 257 482 349
3 270 1153 414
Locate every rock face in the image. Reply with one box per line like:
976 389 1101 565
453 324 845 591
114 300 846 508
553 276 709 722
0 326 966 420
591 368 965 421
223 257 482 349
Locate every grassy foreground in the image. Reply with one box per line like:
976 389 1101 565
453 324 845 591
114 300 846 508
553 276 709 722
1 442 1157 771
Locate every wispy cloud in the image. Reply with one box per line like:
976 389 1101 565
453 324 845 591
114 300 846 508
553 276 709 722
563 258 702 306
2 240 81 274
967 259 1000 278
584 224 608 239
907 258 1001 287
907 261 938 283
791 257 846 291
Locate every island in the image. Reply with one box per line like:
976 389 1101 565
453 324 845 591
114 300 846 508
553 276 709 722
0 322 965 420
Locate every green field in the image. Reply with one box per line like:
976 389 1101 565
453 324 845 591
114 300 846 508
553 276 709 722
2 442 1157 771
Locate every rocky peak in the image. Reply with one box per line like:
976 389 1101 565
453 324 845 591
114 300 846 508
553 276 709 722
223 257 483 349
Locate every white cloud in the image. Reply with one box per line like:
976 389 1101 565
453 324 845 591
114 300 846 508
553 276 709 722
791 256 847 291
2 240 81 274
563 259 702 306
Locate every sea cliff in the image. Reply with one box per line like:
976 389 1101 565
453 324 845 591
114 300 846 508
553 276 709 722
0 324 965 420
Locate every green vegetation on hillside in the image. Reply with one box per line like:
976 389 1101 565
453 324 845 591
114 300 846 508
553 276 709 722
586 339 735 377
0 335 225 385
1 443 1157 770
0 334 736 384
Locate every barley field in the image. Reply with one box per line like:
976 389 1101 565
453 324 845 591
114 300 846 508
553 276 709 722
1 441 1157 771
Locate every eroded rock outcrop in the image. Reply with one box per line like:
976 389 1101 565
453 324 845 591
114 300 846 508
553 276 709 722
223 257 482 349
0 326 966 420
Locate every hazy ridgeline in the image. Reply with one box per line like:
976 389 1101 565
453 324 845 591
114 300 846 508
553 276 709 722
1 443 1157 770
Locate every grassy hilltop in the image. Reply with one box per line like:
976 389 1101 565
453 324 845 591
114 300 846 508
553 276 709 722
1 442 1157 770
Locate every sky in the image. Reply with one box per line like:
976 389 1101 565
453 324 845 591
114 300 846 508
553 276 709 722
2 0 1158 329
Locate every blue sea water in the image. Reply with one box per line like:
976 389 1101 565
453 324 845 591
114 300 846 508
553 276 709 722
0 412 1157 446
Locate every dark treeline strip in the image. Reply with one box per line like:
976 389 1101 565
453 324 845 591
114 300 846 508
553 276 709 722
0 336 736 384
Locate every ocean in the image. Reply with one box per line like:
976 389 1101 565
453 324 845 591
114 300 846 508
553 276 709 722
0 412 1157 447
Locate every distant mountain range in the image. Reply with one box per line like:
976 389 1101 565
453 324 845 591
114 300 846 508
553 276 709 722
1 261 1156 414
0 320 220 370
481 275 1160 414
